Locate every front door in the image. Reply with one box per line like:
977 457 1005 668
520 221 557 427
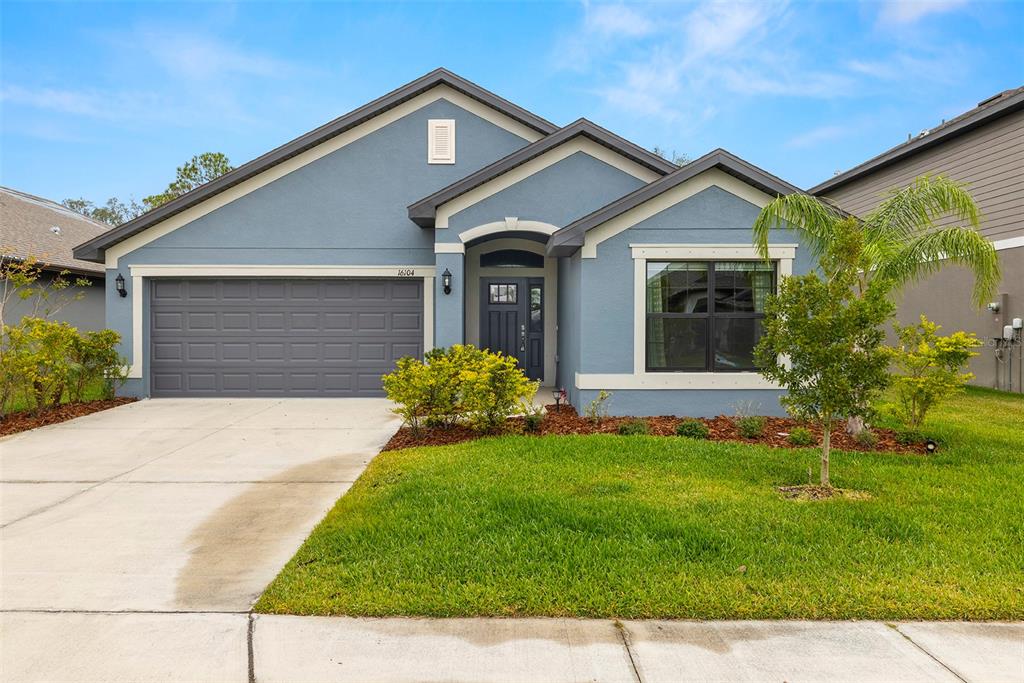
480 277 543 381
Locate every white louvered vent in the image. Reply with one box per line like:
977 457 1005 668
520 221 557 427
428 119 455 164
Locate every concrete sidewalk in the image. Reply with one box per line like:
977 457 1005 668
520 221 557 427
2 613 1021 682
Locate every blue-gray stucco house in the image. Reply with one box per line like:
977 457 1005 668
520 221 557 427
73 68 812 416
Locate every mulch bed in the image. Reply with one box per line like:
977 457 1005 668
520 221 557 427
0 398 137 437
777 485 873 501
382 405 924 454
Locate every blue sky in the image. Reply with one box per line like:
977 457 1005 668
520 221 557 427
2 0 1022 205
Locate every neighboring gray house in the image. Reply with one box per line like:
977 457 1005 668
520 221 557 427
813 86 1023 392
1 186 108 330
73 69 812 415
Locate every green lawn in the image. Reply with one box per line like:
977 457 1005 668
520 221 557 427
256 387 1024 620
6 378 109 414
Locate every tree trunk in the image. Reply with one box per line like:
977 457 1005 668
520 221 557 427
821 417 831 488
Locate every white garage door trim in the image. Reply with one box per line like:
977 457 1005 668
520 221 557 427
126 265 435 379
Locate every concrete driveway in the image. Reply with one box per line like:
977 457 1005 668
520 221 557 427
1 398 399 680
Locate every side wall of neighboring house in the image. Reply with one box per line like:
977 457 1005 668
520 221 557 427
820 109 1024 391
3 272 105 331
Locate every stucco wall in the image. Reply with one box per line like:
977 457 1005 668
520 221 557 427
108 98 533 397
569 185 816 417
3 272 105 331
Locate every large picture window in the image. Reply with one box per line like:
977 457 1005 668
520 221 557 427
646 261 775 372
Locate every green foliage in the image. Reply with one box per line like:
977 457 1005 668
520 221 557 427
890 315 981 429
895 428 925 446
753 175 1000 307
62 196 144 226
524 411 544 433
755 267 893 486
381 345 538 433
675 419 709 439
0 255 91 329
736 415 766 438
584 390 612 424
618 419 649 435
853 429 878 449
787 427 816 447
143 152 233 210
1 318 126 416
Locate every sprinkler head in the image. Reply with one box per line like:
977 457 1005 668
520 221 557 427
924 439 938 454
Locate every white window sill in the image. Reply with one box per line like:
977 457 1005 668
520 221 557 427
575 372 780 390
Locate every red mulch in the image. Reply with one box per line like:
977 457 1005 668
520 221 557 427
0 398 137 437
382 405 924 454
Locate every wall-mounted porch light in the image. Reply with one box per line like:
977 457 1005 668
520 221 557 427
442 268 452 295
115 273 127 298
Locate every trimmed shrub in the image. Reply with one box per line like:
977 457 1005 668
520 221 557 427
736 415 766 439
382 344 538 434
524 412 544 433
788 426 816 447
675 419 709 439
895 429 925 446
617 419 649 436
853 428 878 449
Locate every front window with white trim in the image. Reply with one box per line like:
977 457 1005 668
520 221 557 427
646 260 775 372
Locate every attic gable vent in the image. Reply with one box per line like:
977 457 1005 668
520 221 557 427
428 119 455 164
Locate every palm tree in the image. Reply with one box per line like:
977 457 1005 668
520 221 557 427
753 175 1000 307
752 175 1000 433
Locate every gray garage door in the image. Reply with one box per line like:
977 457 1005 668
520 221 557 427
150 278 423 397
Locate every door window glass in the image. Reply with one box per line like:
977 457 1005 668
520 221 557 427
489 283 518 304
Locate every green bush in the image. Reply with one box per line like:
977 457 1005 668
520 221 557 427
895 429 925 446
524 412 544 433
617 419 649 436
675 419 709 439
382 344 538 433
853 428 878 448
0 318 125 417
787 426 816 446
736 415 766 439
584 390 611 424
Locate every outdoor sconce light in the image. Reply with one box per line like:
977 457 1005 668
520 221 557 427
115 273 127 298
925 439 938 454
442 268 452 295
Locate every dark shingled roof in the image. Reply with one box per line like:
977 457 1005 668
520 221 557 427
73 68 559 263
811 86 1024 195
407 118 678 228
547 148 803 257
2 186 109 275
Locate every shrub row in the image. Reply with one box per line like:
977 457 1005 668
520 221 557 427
1 317 127 417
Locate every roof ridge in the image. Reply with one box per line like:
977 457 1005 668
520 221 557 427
0 185 110 231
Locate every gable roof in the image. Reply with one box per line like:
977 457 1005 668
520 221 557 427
407 118 678 227
547 148 803 257
812 85 1024 195
73 68 559 263
1 186 110 275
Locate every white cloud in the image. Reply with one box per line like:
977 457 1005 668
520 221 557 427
137 30 304 82
876 0 970 25
785 124 847 148
585 3 655 38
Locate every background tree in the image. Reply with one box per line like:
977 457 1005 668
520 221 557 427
755 254 893 487
63 152 233 226
142 152 233 210
652 146 691 166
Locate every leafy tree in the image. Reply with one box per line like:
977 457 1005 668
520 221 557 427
63 151 233 226
62 196 145 226
753 175 999 433
755 259 893 487
142 152 233 210
652 146 691 166
890 315 981 429
0 254 90 329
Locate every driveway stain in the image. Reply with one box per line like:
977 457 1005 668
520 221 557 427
175 456 363 610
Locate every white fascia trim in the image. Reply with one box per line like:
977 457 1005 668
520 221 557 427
458 220 559 243
575 372 780 390
435 138 662 229
104 86 543 268
631 243 795 376
129 264 436 278
435 243 466 254
630 244 797 260
125 264 435 379
993 235 1024 251
582 168 775 258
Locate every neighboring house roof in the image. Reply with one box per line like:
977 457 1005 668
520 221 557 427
407 118 678 227
74 68 560 263
811 86 1024 195
1 186 109 275
547 149 804 257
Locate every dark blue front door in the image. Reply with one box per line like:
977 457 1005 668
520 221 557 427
480 277 543 381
